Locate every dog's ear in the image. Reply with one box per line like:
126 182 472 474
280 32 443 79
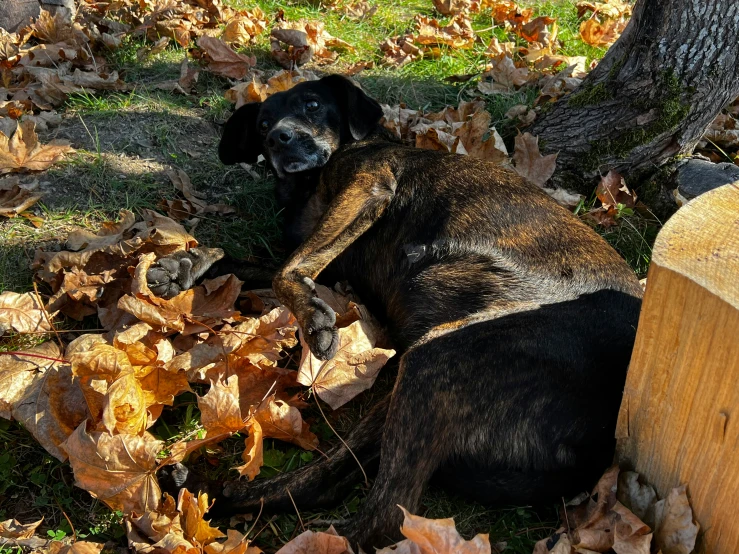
219 102 263 165
321 74 383 140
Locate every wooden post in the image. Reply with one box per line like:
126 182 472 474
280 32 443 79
616 182 739 553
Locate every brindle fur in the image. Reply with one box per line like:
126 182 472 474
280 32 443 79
151 75 643 550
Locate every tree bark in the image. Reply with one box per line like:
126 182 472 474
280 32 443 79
529 0 739 197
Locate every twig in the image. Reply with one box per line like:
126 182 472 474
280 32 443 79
312 385 368 487
33 282 64 352
245 498 265 538
0 352 68 363
53 496 77 543
562 496 571 533
285 487 305 533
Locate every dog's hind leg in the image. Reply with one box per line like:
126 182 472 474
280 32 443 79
201 395 390 516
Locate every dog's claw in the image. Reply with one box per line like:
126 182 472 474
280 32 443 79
305 297 340 360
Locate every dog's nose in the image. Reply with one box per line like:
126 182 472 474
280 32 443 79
268 127 294 148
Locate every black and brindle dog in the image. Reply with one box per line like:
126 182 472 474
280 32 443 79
150 75 643 549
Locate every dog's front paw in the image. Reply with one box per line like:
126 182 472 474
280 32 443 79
303 296 339 360
146 247 224 299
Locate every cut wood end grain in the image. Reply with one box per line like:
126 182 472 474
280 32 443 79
651 181 739 310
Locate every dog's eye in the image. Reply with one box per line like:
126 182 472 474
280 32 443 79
259 120 270 133
306 100 320 112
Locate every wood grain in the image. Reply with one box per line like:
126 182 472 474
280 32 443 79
616 182 739 553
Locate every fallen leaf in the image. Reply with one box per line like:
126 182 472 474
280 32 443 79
198 375 245 437
225 70 318 107
652 485 699 554
254 395 318 451
414 15 475 49
271 21 354 69
298 319 394 409
0 342 90 461
380 36 422 67
204 529 261 554
617 471 657 521
62 424 163 514
276 527 353 554
222 10 268 46
0 175 41 216
197 36 256 80
512 132 557 187
234 419 263 480
0 518 43 539
376 506 491 554
579 16 626 47
178 488 226 547
478 53 529 94
0 291 54 335
0 120 73 173
432 0 480 16
342 1 378 20
595 170 636 210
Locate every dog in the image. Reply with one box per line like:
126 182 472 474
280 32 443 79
151 74 643 550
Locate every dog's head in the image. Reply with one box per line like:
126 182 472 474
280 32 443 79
218 75 383 177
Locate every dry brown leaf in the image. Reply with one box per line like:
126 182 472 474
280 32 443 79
617 471 657 521
0 175 42 216
414 15 475 49
376 506 491 554
62 424 163 514
199 375 245 437
342 1 378 20
0 291 54 335
298 319 394 409
0 120 73 173
254 395 318 451
579 17 626 47
595 170 637 210
512 132 557 187
271 21 354 69
0 518 43 539
0 342 90 461
166 168 235 216
204 529 261 554
222 10 268 46
432 0 480 15
478 53 529 94
225 70 318 108
178 488 226 547
234 419 263 480
275 527 353 554
197 36 256 80
652 485 699 554
381 36 422 67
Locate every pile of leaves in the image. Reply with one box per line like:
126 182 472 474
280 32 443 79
534 466 699 554
0 206 400 552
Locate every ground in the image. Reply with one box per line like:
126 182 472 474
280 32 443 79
0 0 655 551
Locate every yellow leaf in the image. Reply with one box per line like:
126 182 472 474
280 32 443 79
178 489 226 547
234 419 263 480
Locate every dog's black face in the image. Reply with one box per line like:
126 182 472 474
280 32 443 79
219 75 383 177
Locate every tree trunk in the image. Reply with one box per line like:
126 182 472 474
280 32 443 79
529 0 739 197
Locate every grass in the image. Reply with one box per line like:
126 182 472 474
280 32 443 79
0 0 655 551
